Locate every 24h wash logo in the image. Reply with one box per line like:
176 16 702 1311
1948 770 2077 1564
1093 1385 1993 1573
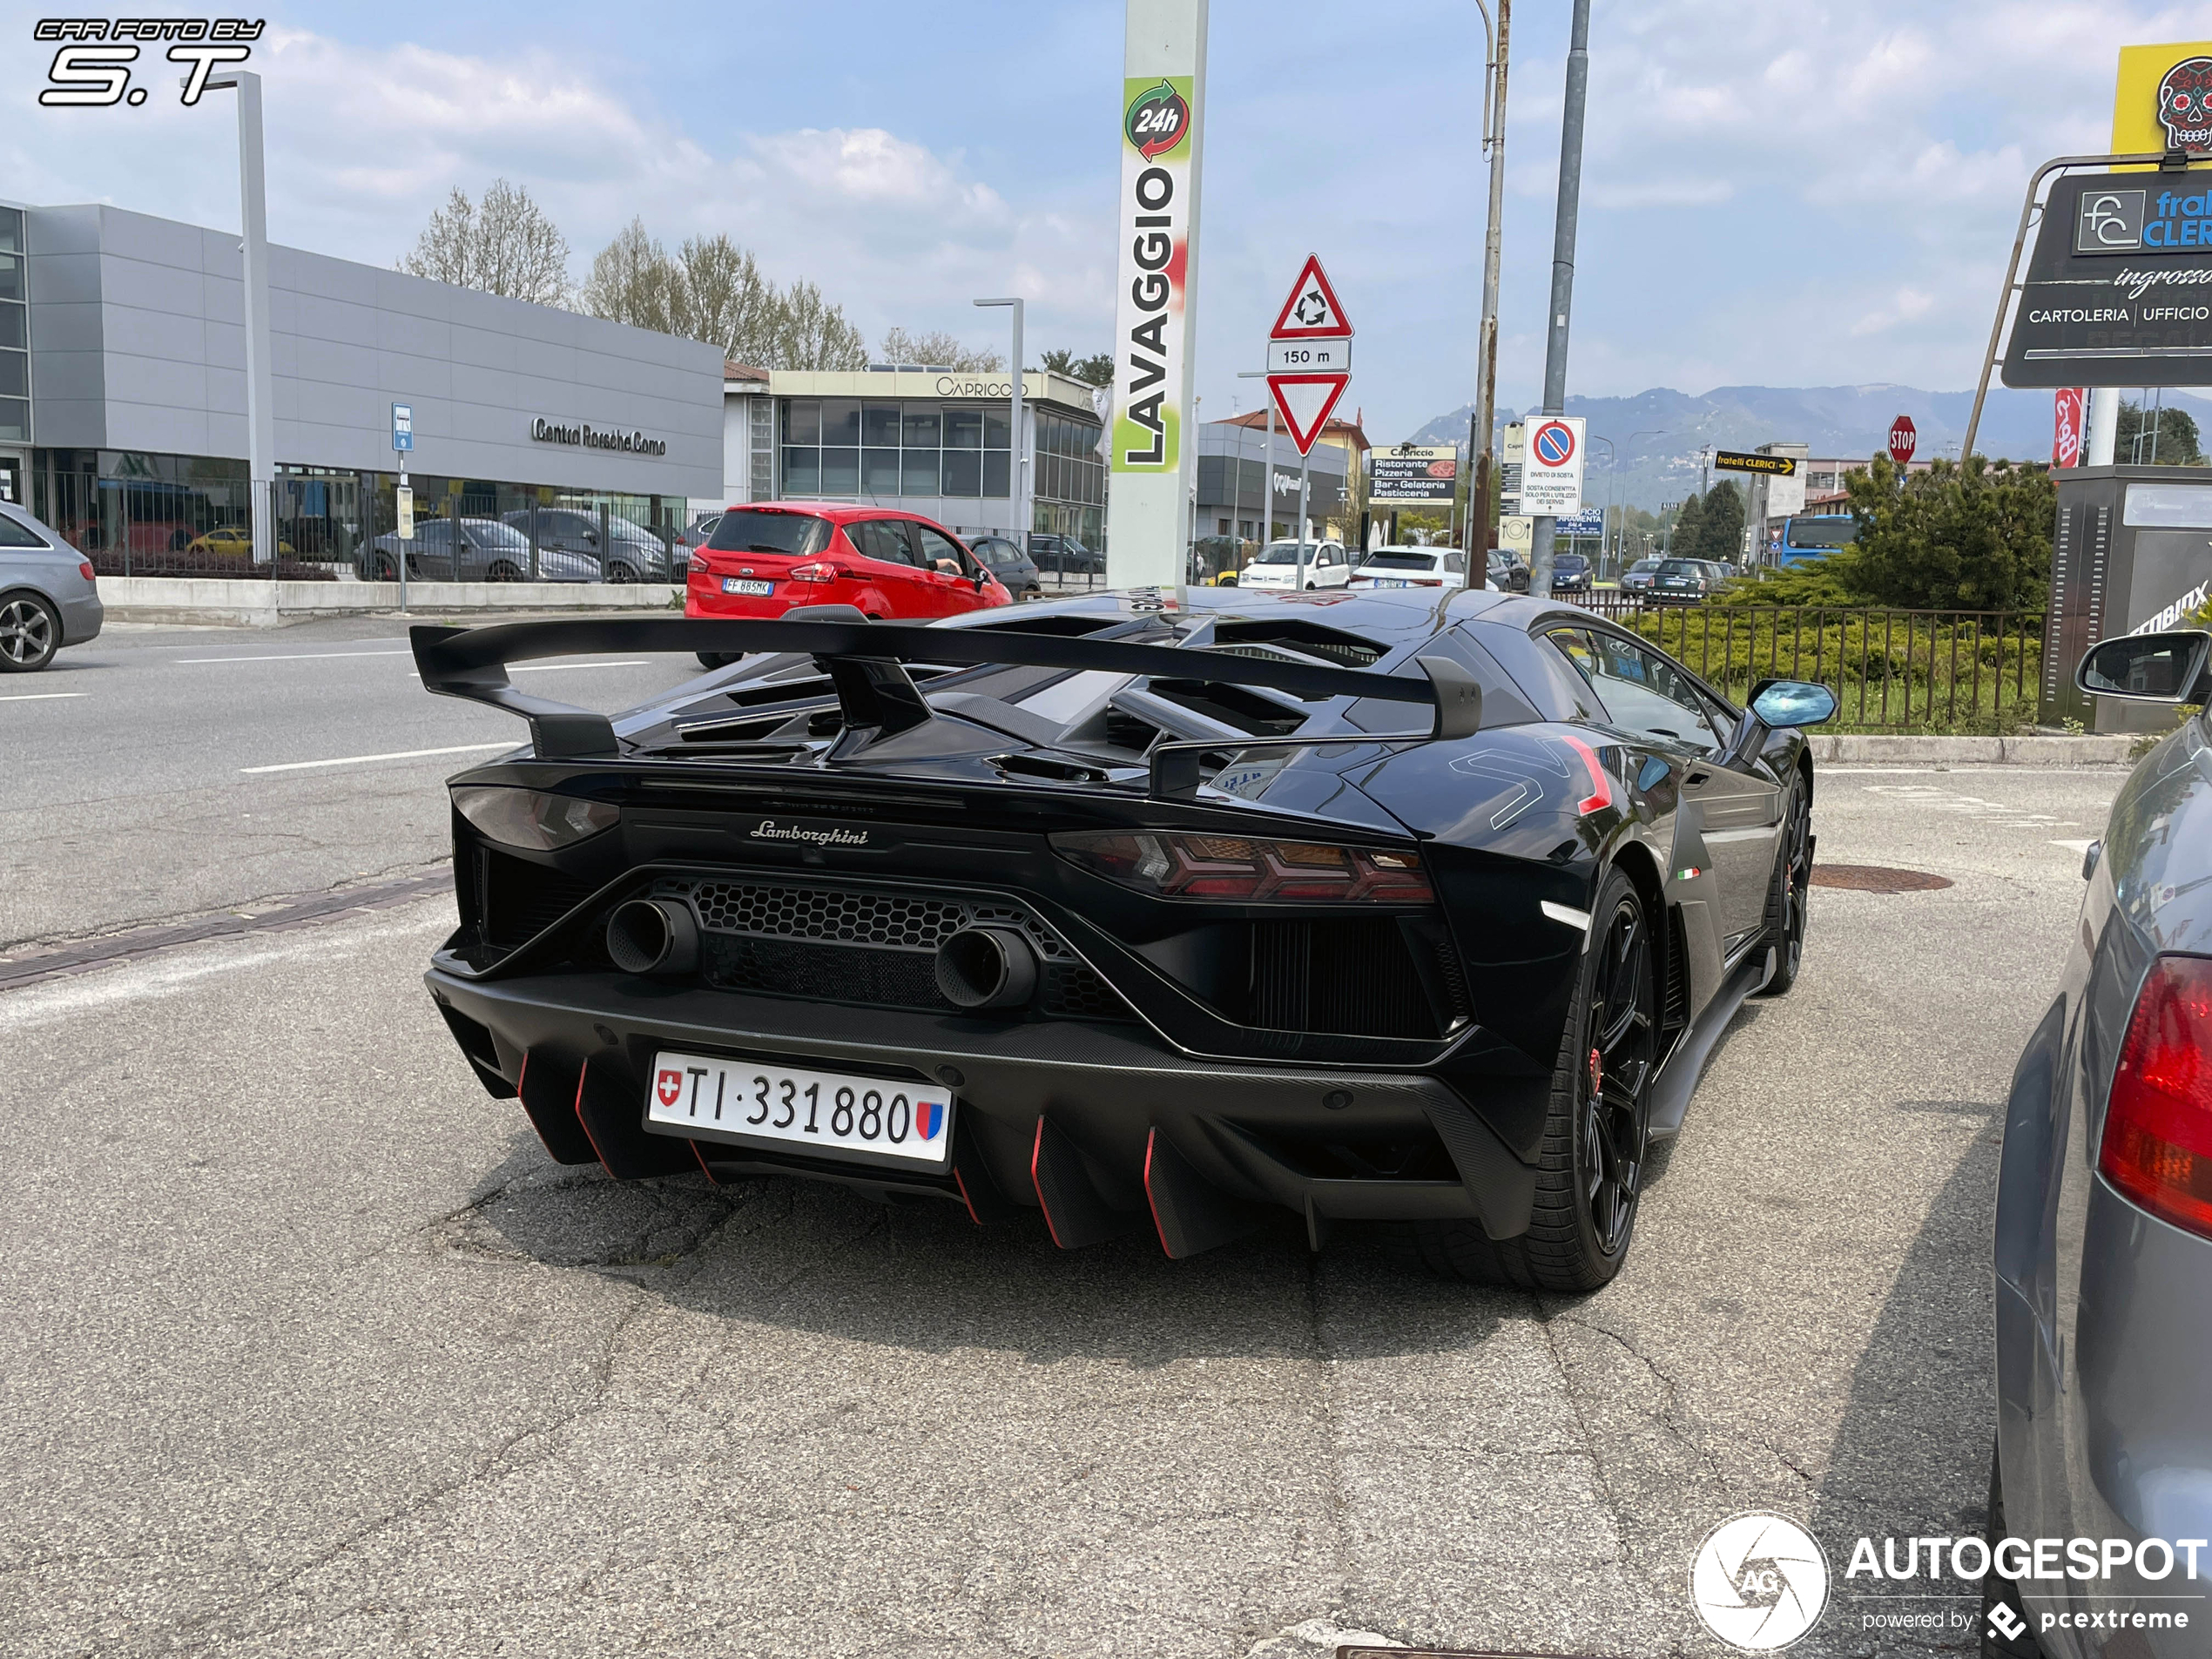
1123 79 1189 161
35 18 263 107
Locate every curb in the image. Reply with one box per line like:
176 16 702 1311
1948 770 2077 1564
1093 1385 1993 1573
1806 733 2134 765
95 575 679 628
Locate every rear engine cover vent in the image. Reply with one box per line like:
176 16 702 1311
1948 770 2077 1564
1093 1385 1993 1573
1212 619 1386 667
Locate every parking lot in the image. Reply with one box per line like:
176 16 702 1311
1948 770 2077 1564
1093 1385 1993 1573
0 619 2130 1657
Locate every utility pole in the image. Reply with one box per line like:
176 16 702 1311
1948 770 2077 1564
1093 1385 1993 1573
1525 0 1588 600
202 68 274 570
1464 0 1510 566
974 298 1025 543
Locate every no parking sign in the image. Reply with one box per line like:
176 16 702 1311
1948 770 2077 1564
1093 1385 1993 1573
1521 415 1586 515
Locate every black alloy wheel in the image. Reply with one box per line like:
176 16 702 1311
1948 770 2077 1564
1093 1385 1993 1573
0 593 59 672
1408 867 1659 1291
487 560 522 583
606 562 638 584
373 554 398 582
1575 884 1659 1262
1755 777 1812 997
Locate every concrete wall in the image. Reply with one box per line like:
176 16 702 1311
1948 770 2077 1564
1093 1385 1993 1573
27 205 723 498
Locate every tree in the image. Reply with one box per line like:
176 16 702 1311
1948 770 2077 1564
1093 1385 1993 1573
401 179 571 306
578 218 682 334
2117 399 2204 465
1669 490 1704 556
578 223 867 368
878 327 1003 372
1841 454 2054 610
772 280 868 370
1042 347 1115 387
1691 480 1744 563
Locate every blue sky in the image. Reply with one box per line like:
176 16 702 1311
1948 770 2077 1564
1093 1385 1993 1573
0 1 2202 439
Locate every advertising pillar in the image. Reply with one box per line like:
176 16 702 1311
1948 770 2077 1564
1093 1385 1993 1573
1105 0 1209 589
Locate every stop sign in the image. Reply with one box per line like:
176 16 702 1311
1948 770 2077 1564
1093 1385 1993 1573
1888 415 1918 466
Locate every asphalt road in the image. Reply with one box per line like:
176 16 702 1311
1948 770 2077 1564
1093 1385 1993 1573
0 625 2132 1657
0 617 704 949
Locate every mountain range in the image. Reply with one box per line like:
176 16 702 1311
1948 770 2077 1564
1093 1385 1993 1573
1404 384 2212 513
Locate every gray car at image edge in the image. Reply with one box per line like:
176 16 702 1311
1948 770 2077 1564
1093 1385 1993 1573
1985 628 2212 1657
0 500 102 671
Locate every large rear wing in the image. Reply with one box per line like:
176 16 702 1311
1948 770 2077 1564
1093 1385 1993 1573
408 613 1481 763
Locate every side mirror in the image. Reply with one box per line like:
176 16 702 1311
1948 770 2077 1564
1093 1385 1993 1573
2077 631 2211 702
1748 679 1838 727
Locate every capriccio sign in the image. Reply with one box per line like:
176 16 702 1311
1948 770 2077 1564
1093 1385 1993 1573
529 417 668 456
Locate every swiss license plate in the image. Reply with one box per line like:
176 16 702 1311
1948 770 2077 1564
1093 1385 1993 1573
723 577 774 596
645 1049 953 1170
1368 578 1410 588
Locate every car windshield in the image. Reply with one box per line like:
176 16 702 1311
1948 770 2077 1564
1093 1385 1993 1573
463 520 530 550
1554 554 1588 571
706 509 833 557
1255 542 1322 564
1361 551 1439 571
1656 560 1702 577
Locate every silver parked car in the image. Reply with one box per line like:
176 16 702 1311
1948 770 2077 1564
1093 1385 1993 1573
1986 628 2212 1656
502 508 672 583
366 517 602 583
0 500 102 672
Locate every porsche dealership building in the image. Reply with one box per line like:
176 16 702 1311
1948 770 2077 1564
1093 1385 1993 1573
7 200 725 570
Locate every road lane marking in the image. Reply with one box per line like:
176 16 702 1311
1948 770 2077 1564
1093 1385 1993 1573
0 691 88 701
239 741 515 774
175 650 415 664
2052 839 2097 854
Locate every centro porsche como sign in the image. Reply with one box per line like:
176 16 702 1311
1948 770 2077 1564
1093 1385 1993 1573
1103 0 1209 587
529 417 669 456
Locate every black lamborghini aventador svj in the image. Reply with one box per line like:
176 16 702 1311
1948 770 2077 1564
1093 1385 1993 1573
412 586 1834 1291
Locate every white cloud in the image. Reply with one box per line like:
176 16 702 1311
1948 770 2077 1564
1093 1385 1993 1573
0 22 1106 362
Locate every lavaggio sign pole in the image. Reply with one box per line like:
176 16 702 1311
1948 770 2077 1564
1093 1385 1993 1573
1106 0 1208 590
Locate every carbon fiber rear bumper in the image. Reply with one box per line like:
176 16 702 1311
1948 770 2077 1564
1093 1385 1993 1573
426 958 1538 1249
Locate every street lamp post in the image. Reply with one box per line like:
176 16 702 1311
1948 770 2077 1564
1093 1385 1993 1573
1588 435 1613 576
1620 427 1667 570
200 68 274 570
1237 368 1275 568
1464 0 1511 568
974 298 1025 546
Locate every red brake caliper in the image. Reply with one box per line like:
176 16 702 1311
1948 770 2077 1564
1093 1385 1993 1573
1588 1046 1603 1099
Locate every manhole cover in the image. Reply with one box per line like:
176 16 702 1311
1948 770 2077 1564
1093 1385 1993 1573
1811 863 1954 894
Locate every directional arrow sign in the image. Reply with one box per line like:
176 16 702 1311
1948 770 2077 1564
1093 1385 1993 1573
1270 254 1352 341
1268 373 1349 456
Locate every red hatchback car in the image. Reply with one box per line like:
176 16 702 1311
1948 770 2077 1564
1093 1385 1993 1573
686 502 1009 664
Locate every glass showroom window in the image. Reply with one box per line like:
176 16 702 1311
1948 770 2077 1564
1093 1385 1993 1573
0 207 30 443
780 398 1008 500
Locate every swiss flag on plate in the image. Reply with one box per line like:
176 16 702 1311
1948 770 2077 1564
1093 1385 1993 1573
656 1069 684 1107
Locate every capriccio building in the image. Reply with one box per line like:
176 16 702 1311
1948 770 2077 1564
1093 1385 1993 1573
9 199 724 570
718 364 1108 552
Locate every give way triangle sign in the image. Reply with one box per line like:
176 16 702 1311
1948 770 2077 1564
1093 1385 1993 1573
1269 374 1350 456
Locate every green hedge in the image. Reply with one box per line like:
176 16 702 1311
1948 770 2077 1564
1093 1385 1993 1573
1615 606 2045 734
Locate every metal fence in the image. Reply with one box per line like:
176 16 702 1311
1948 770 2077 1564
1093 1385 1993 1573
1554 596 2047 733
51 474 696 584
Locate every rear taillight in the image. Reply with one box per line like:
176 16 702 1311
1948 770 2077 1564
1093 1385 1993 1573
2104 954 2212 1238
1052 831 1432 902
687 554 709 575
789 562 839 583
79 561 96 581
